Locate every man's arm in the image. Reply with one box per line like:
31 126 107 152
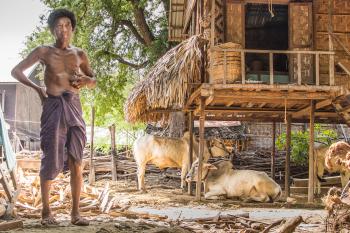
72 50 96 89
11 46 48 101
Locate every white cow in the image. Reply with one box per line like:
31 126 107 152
186 160 282 202
133 132 226 191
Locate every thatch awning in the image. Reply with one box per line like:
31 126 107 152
125 35 206 123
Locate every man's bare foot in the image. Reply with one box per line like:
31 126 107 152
71 215 89 226
41 211 58 226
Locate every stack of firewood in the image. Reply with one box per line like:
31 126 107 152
180 213 303 233
14 169 168 221
230 150 308 179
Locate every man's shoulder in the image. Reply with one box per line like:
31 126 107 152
32 45 52 55
71 46 86 56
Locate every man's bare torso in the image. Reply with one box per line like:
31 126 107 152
41 45 82 96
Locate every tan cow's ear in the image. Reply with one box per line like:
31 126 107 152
204 163 217 170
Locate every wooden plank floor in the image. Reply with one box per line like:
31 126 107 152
185 83 347 123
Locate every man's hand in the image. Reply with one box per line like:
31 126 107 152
70 73 96 89
37 86 48 104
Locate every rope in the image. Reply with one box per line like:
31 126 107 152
269 0 275 18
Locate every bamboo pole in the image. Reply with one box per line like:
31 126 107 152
89 105 96 185
109 124 117 181
271 121 276 180
188 111 194 195
285 114 291 197
196 98 206 200
308 100 315 202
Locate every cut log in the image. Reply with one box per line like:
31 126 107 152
0 220 23 231
277 216 303 233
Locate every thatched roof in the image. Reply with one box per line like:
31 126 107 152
146 123 247 140
124 35 206 123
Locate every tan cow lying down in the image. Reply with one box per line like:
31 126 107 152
186 160 282 202
133 132 227 191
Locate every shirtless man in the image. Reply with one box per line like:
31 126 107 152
11 9 96 226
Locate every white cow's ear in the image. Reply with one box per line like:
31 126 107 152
204 163 217 170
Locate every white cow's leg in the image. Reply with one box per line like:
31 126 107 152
316 179 321 196
204 188 225 200
137 163 147 191
180 164 188 190
248 186 269 202
341 172 350 188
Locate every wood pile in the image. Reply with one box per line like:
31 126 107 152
180 213 303 233
14 169 167 221
230 150 308 180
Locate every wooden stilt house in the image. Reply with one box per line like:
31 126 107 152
126 0 350 202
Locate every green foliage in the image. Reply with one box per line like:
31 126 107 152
22 0 170 129
276 124 338 165
94 135 111 154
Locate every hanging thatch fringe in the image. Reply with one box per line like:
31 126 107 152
124 35 206 123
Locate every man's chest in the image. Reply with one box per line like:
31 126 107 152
44 50 81 72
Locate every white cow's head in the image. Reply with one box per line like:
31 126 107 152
186 159 217 182
210 139 230 157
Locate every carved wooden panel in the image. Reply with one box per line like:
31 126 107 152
289 2 313 84
289 3 313 48
226 1 244 46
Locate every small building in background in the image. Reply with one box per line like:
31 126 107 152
0 65 42 151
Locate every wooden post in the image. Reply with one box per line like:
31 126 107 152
269 52 274 85
315 54 320 86
188 111 194 195
328 0 335 86
241 51 245 84
308 100 315 202
285 114 291 198
89 105 95 185
196 98 206 200
109 124 117 181
271 121 276 180
297 53 302 85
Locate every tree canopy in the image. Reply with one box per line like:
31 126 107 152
23 0 170 128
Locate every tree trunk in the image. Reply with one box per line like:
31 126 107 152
168 112 185 138
129 0 155 46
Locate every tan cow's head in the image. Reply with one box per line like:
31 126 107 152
186 160 217 182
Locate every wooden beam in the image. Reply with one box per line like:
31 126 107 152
214 98 303 105
308 100 316 203
297 53 302 85
269 53 274 85
271 122 276 180
188 111 194 195
207 91 332 101
293 99 332 118
182 0 197 33
316 54 320 86
285 114 291 198
241 51 245 84
109 124 117 181
205 94 215 106
201 83 339 92
89 105 96 185
226 100 235 107
196 97 206 200
328 0 335 86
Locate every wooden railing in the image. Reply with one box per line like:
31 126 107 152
209 47 336 86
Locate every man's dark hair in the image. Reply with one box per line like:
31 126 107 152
47 9 76 31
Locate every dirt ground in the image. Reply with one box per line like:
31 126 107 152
6 173 330 233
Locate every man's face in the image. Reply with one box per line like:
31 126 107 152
53 17 73 43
